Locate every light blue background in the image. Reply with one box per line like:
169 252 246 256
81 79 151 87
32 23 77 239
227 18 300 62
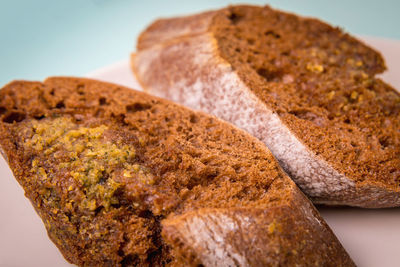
1 0 399 86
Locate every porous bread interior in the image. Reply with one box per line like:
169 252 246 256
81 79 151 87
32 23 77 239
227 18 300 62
211 6 400 188
0 78 293 266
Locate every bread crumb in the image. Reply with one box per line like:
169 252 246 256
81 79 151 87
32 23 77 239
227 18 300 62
306 63 324 73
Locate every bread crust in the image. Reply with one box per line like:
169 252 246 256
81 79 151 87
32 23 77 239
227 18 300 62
132 5 400 208
162 180 354 267
0 77 354 266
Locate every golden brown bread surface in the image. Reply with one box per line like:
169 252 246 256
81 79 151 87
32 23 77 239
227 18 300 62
0 77 354 266
133 5 400 208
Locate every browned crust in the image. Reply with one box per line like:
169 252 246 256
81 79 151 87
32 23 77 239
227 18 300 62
137 10 217 50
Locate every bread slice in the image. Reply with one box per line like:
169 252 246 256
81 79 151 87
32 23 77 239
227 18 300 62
0 77 353 266
132 5 400 208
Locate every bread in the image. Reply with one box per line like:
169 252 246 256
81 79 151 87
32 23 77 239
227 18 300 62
0 77 354 266
132 5 400 208
0 78 352 266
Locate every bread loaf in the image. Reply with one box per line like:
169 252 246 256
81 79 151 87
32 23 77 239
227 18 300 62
0 77 354 266
132 5 400 208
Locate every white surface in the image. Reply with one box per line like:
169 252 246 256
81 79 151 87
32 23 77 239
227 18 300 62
0 36 399 267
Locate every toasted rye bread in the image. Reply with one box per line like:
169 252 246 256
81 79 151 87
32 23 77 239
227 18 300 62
132 5 400 208
0 77 353 266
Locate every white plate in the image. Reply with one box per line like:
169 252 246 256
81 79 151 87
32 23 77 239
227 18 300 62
1 36 399 267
